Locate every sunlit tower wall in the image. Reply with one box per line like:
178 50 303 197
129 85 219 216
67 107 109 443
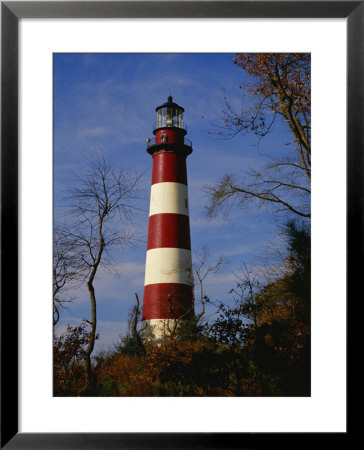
142 97 194 342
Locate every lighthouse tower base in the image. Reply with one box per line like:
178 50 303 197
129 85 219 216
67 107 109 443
141 318 188 344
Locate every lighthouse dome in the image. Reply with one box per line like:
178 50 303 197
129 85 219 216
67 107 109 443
155 96 185 129
155 96 185 113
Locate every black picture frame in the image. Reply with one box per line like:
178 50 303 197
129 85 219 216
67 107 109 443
1 1 356 448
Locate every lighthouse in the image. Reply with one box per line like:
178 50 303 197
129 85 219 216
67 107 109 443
142 96 194 342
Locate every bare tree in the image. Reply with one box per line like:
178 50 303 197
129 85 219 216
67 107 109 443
192 247 225 323
208 264 263 347
164 293 195 340
53 228 81 326
162 248 225 340
230 263 261 332
130 293 142 343
58 153 142 390
207 53 311 219
128 293 148 351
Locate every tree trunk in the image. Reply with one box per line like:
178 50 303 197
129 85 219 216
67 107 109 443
84 281 97 391
83 219 104 391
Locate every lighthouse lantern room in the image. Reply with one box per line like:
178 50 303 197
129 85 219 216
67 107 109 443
142 97 194 343
156 96 184 129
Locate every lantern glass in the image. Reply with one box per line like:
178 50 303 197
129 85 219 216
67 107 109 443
157 106 184 129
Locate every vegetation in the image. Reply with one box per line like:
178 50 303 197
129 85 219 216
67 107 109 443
53 220 310 397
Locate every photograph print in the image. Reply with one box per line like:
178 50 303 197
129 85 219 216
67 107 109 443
53 53 311 397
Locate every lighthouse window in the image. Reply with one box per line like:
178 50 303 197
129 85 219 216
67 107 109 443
185 199 188 208
157 106 184 129
166 107 173 127
175 111 183 128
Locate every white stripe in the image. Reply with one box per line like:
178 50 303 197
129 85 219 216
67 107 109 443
141 319 188 343
149 182 189 216
144 247 192 286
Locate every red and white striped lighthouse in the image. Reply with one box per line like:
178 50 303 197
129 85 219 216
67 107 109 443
142 96 194 342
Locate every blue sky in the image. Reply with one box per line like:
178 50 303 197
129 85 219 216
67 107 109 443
54 53 291 353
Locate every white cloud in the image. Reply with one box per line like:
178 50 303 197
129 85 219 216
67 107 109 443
203 272 237 286
77 126 110 138
220 244 258 257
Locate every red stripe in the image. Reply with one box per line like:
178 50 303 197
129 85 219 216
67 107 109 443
152 151 187 185
142 283 194 320
147 214 191 250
